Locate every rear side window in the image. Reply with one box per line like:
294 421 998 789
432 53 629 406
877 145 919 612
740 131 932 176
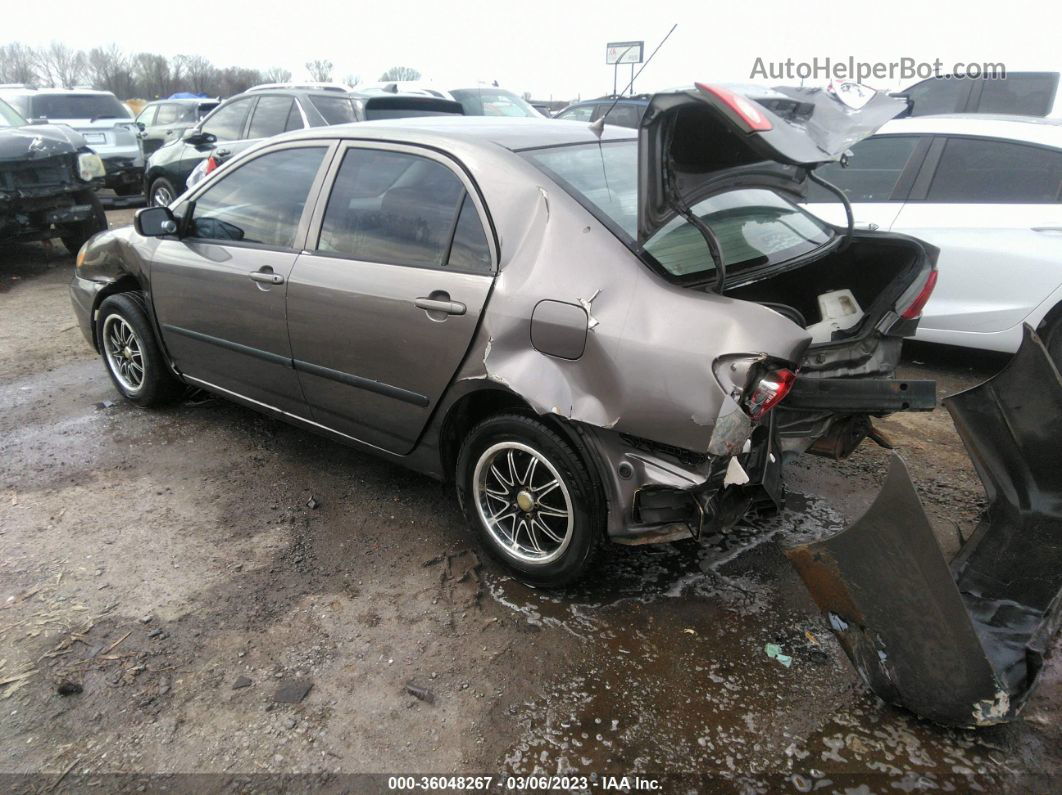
975 75 1057 117
188 147 326 248
310 96 358 125
927 138 1062 203
247 96 295 139
599 103 643 128
904 77 970 116
201 99 253 140
557 105 593 122
317 148 490 271
809 136 922 202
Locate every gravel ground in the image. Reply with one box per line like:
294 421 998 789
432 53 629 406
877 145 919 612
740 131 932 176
1 212 1059 791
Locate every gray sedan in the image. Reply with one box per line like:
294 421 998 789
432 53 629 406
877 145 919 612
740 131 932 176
69 87 938 587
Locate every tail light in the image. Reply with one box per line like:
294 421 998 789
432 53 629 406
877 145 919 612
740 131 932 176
745 368 796 420
695 83 773 132
900 270 938 320
204 155 219 176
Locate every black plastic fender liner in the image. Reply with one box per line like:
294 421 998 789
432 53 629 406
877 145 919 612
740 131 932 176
786 326 1062 727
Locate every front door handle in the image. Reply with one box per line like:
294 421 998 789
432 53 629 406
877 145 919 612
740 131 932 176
415 296 466 316
249 269 284 285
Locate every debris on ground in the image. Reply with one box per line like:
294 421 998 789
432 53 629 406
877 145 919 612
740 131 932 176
232 676 252 690
273 679 313 703
765 643 793 668
306 496 320 510
440 550 482 609
405 681 436 705
55 679 82 696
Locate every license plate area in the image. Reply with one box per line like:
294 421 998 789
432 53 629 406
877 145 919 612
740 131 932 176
84 133 106 144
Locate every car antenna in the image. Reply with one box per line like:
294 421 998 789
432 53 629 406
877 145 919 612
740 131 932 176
590 23 677 136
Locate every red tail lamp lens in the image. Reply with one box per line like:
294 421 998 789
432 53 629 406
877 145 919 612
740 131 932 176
746 368 796 420
901 270 938 320
204 155 218 175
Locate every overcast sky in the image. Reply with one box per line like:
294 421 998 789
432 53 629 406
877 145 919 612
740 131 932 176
8 0 1053 99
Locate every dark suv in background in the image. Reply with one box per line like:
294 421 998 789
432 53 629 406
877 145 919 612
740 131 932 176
143 87 463 206
135 98 220 156
552 94 650 127
896 71 1061 117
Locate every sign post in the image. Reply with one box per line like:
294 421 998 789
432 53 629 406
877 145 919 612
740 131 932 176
605 41 644 96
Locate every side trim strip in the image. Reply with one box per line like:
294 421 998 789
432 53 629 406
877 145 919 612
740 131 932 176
293 359 430 407
162 323 430 407
162 324 292 368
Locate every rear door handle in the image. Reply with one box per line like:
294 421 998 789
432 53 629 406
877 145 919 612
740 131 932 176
249 269 284 285
415 297 466 315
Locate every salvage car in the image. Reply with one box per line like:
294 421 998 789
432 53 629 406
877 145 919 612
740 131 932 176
70 86 1062 728
804 114 1062 358
0 97 107 254
0 86 144 196
135 98 220 156
144 88 463 206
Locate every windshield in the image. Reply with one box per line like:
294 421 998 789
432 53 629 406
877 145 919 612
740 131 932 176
450 88 537 117
30 93 131 120
0 98 25 127
523 140 833 281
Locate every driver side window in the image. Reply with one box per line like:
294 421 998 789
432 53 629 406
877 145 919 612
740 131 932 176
201 98 253 141
188 147 326 249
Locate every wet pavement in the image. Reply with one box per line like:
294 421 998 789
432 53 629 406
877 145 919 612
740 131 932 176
1 222 1059 791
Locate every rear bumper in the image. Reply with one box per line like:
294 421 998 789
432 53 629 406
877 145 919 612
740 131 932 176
100 154 145 190
786 326 1062 726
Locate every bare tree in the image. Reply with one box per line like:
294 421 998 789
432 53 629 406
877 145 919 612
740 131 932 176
305 59 333 82
343 73 361 88
216 66 263 97
35 41 86 88
0 43 38 84
86 44 135 97
379 66 421 82
264 66 292 84
132 52 172 98
176 54 215 95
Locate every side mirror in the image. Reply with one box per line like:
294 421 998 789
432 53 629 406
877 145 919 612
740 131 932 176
136 121 146 132
182 128 216 146
135 206 179 237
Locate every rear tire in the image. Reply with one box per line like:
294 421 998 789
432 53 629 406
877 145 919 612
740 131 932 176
456 413 603 587
112 183 139 197
1044 314 1062 371
61 191 107 256
96 293 183 407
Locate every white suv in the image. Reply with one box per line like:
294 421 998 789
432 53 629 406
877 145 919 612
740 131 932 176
805 114 1062 358
0 86 144 196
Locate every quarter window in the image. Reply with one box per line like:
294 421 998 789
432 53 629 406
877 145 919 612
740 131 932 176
187 147 326 248
599 104 642 128
201 98 253 141
248 96 295 139
927 138 1062 203
317 148 490 271
309 96 358 124
809 136 922 202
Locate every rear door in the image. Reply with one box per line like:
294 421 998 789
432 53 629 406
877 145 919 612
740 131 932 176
890 135 1062 343
150 142 333 413
804 134 930 229
286 143 496 453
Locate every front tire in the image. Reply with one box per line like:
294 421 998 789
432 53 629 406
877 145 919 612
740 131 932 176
148 177 177 208
61 191 107 256
96 293 183 407
456 414 602 587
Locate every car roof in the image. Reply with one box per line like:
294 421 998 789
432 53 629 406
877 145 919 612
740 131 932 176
148 98 218 105
275 115 636 151
877 114 1062 147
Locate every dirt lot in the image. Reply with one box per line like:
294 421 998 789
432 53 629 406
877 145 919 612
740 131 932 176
1 212 1059 791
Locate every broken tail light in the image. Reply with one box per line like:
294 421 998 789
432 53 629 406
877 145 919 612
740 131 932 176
900 269 938 320
745 368 796 420
695 83 773 132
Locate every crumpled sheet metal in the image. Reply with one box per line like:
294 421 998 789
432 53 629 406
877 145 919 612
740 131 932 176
786 326 1062 727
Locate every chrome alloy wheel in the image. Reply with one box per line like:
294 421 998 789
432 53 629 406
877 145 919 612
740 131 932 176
152 183 174 207
472 442 574 565
102 314 145 393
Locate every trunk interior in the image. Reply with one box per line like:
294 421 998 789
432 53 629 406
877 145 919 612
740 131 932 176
726 235 925 345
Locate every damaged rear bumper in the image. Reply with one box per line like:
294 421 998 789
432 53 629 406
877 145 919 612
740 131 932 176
786 326 1062 726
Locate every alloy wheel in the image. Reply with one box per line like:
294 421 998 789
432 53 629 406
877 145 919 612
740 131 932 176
152 184 174 207
472 441 574 565
102 315 145 393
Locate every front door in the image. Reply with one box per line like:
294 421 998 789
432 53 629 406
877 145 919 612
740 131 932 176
150 143 332 414
286 144 496 453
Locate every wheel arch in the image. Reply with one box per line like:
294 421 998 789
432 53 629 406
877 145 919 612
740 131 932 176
89 275 144 351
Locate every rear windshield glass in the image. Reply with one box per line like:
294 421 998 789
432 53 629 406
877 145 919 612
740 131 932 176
450 89 537 117
30 93 131 120
523 140 833 280
309 96 358 125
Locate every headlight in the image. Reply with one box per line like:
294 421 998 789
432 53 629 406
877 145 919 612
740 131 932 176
77 152 106 181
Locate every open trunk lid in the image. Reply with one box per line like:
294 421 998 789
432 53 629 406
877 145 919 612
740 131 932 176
637 83 907 241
